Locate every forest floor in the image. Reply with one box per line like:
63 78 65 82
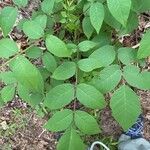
0 0 150 150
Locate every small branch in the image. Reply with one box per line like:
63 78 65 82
0 37 45 70
38 129 46 138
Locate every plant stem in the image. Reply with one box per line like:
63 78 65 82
73 47 79 111
0 49 27 69
0 38 44 70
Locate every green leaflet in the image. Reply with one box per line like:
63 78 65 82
92 31 111 47
38 67 50 81
107 0 131 26
74 111 100 135
17 18 28 31
0 71 17 84
17 84 43 107
0 6 18 37
12 0 28 7
76 83 106 109
44 109 73 132
118 47 137 65
123 65 150 90
34 15 47 29
57 128 86 150
42 52 57 73
78 40 97 52
46 35 72 57
52 62 76 80
89 45 116 66
131 0 150 13
137 29 150 59
89 2 104 34
25 46 43 59
82 16 94 39
10 56 44 93
0 38 19 58
104 6 121 30
1 84 16 103
78 58 102 72
138 0 150 12
90 65 122 93
119 11 138 34
110 85 141 131
67 43 77 53
44 84 74 110
41 0 55 14
23 20 44 39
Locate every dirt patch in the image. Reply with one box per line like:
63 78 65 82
100 107 122 138
0 99 57 150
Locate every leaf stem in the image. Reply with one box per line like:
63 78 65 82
73 47 79 111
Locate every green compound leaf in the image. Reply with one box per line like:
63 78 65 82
23 20 44 39
52 62 76 80
137 29 150 59
107 0 131 26
1 85 15 103
13 0 28 7
77 83 106 109
57 128 86 150
0 6 18 37
123 65 150 90
44 84 74 110
74 111 100 135
118 47 137 65
78 40 97 52
0 38 19 58
10 56 44 93
90 65 122 93
90 2 104 34
41 0 55 15
89 45 116 67
42 52 57 73
110 85 141 131
82 16 94 39
78 58 102 72
46 35 72 57
44 109 73 132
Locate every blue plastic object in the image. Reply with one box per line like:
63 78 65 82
125 114 143 139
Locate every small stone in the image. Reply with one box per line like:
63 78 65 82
0 121 9 130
